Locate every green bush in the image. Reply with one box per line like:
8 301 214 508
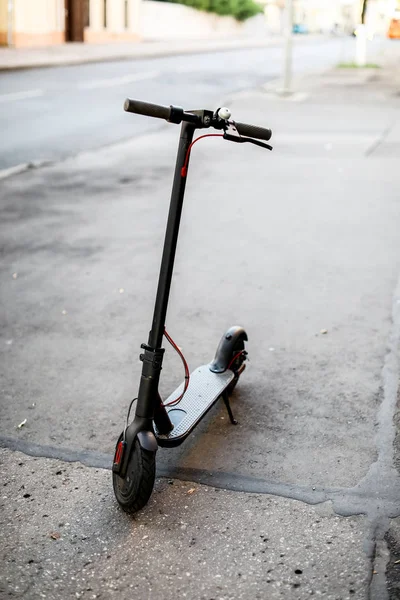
210 0 238 17
167 0 263 22
234 0 262 20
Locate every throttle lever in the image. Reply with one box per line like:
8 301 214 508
223 122 273 151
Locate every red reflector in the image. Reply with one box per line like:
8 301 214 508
114 441 124 465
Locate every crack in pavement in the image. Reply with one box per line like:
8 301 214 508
0 434 335 503
365 120 396 157
370 536 391 600
1 434 400 520
358 274 400 599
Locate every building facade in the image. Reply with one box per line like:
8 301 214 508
0 0 140 47
85 0 140 42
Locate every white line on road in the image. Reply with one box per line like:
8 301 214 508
0 89 44 103
79 70 161 90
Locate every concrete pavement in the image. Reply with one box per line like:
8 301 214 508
0 449 368 600
0 33 390 73
1 46 400 599
0 35 290 71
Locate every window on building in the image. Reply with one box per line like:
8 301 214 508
124 0 129 29
103 0 107 28
84 0 90 28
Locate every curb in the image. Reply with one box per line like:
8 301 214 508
0 35 327 72
0 40 278 72
0 160 53 181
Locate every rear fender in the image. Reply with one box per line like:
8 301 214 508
209 326 248 373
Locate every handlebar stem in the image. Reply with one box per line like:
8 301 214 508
147 121 196 351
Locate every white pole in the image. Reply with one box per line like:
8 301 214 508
355 23 367 67
282 0 294 94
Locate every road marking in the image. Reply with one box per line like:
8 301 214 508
0 89 44 103
79 70 160 90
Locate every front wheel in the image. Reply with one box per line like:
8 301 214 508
112 436 156 513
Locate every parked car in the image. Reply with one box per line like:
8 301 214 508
292 23 308 34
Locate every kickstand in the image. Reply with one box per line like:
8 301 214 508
222 391 238 425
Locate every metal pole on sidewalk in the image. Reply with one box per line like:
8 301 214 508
282 0 294 95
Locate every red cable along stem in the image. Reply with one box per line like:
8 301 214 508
163 332 244 406
181 134 224 177
163 328 190 406
227 350 246 371
164 132 223 404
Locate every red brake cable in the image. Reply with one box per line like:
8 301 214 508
227 350 246 370
181 134 224 177
163 134 223 405
163 328 190 406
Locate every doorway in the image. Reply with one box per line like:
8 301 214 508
65 0 89 42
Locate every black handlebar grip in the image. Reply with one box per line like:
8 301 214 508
235 121 272 142
124 98 171 120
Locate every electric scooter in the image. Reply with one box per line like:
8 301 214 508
112 98 273 513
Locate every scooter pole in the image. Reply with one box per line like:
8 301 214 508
148 121 196 350
115 121 197 476
134 122 196 427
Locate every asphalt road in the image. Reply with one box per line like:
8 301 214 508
0 37 352 171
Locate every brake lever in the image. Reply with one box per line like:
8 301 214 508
223 122 273 151
234 137 273 151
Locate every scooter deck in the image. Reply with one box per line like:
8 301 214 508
155 365 234 447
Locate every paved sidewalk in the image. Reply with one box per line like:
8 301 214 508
0 37 278 71
0 34 326 71
0 449 369 600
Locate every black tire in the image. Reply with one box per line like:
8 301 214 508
227 339 246 395
112 437 156 514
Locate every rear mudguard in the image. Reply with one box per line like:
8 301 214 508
209 326 248 373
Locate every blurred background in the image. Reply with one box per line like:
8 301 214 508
0 0 399 169
0 0 400 44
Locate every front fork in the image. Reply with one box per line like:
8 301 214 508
112 345 171 478
113 122 197 477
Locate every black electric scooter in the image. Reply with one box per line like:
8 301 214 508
112 98 272 513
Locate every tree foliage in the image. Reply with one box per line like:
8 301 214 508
166 0 263 22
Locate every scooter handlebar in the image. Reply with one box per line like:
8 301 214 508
234 121 272 142
124 98 171 120
124 98 272 141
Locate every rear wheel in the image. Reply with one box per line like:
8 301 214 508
112 436 156 514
